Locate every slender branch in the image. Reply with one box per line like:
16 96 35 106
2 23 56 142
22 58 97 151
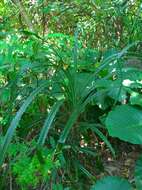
13 0 34 32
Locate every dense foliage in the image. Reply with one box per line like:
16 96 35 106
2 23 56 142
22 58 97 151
0 0 142 189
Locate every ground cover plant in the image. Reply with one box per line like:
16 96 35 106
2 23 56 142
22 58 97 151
0 0 142 189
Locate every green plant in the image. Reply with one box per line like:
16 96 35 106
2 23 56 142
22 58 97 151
12 153 60 190
91 176 132 190
91 153 142 190
0 1 142 189
7 140 60 190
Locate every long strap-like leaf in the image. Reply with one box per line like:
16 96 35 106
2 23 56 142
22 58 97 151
81 124 115 157
58 107 81 144
37 100 64 147
0 82 48 166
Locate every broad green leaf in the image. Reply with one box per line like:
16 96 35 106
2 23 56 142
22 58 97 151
37 100 64 146
91 176 132 190
130 92 142 107
0 82 48 166
135 154 142 190
106 105 142 144
122 68 142 89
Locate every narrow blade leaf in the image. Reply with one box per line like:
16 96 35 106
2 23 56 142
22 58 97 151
37 100 64 146
0 82 47 166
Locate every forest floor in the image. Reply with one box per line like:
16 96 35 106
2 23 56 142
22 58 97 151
98 141 141 182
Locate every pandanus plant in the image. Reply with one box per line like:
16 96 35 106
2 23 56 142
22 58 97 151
0 35 140 187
